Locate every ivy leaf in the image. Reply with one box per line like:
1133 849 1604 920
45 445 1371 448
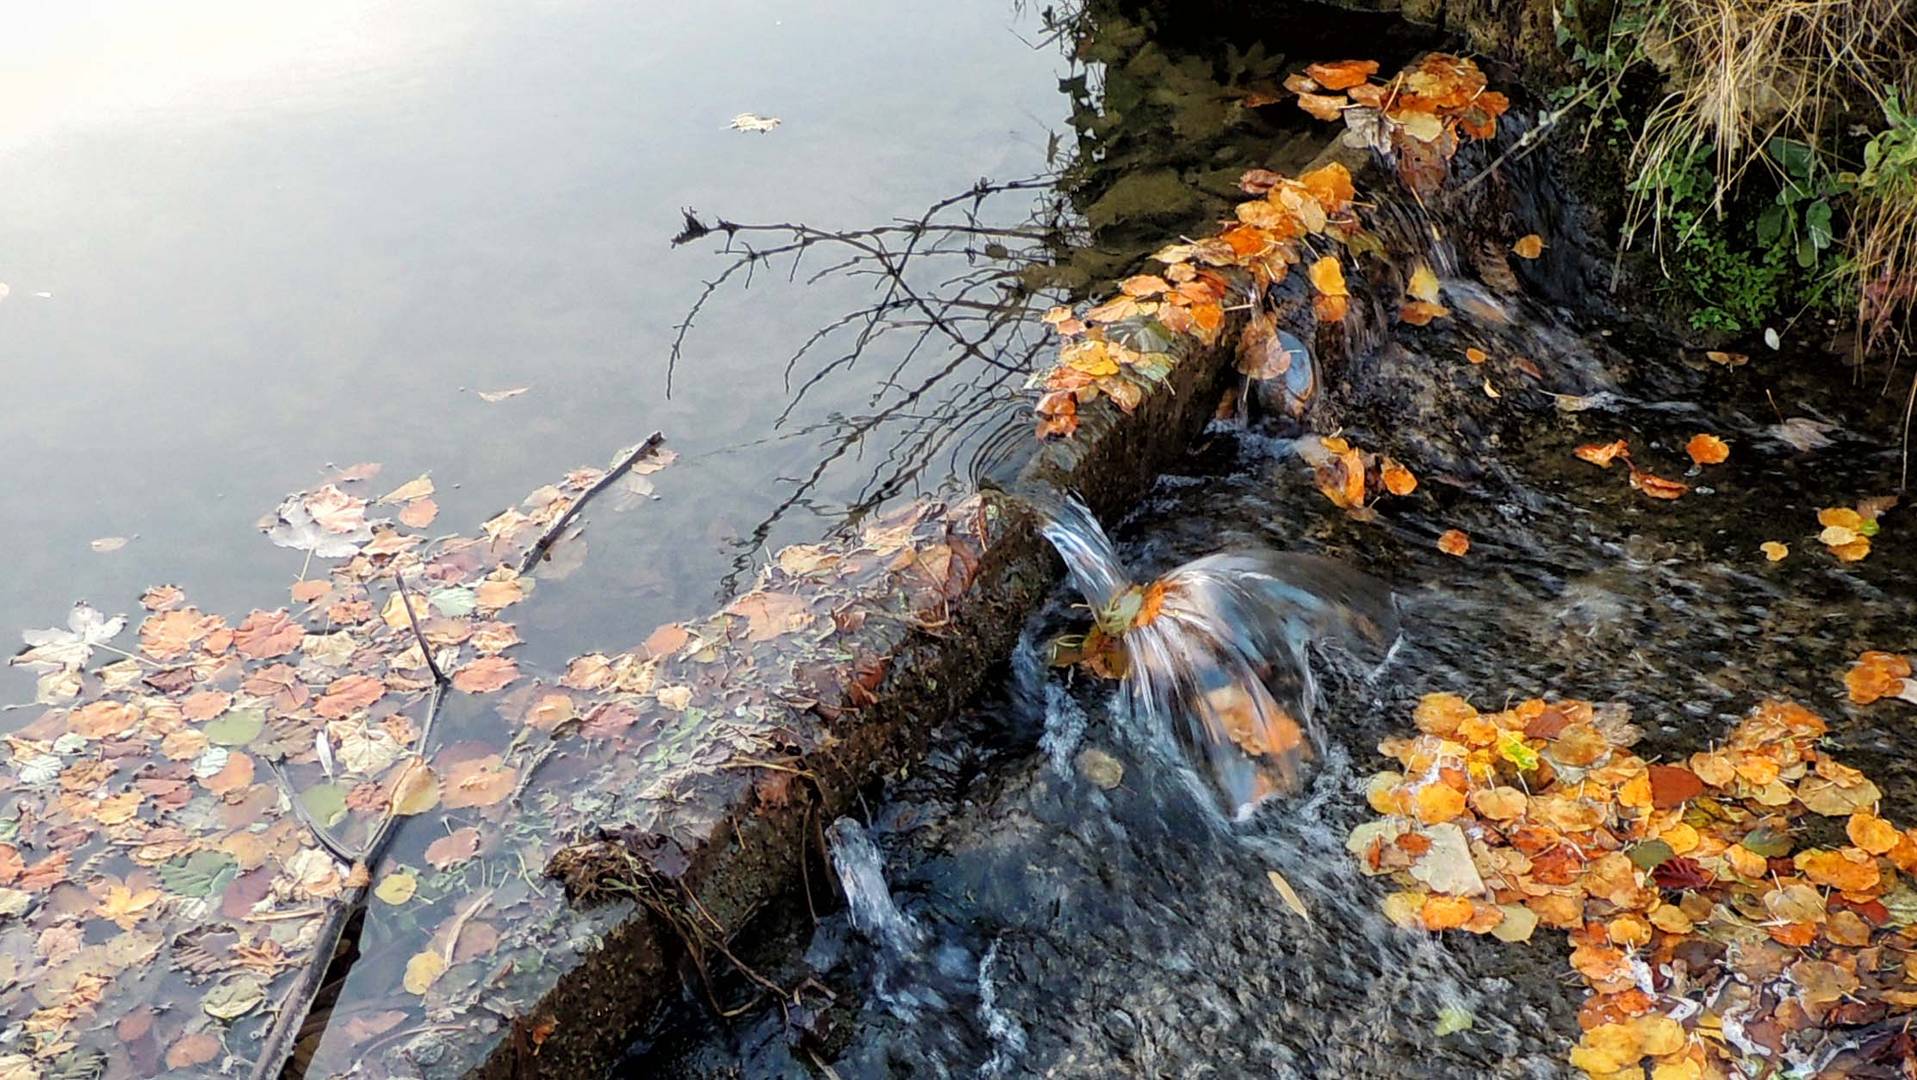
160 851 238 898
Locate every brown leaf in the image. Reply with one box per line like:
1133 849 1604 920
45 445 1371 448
441 755 518 809
233 609 304 659
726 591 814 642
166 1032 221 1070
451 656 519 694
1647 764 1705 809
315 674 385 719
425 827 482 869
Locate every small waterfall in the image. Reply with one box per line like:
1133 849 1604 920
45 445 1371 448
826 817 925 956
1038 497 1399 819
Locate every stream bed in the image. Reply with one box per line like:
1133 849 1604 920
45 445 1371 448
635 222 1917 1077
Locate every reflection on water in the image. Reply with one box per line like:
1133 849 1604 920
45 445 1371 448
0 0 1070 691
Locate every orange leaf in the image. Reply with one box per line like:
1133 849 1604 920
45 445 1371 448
233 608 304 659
425 826 482 869
1381 458 1418 496
1304 59 1379 91
1846 650 1911 704
1849 813 1902 855
1307 256 1347 298
1685 433 1729 466
1627 466 1688 500
1436 529 1470 556
1298 163 1356 215
1574 439 1630 468
442 754 518 809
1511 234 1545 259
315 674 386 719
1464 346 1488 365
1399 300 1449 325
1420 894 1476 930
452 656 520 694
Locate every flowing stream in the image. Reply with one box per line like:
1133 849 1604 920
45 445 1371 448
631 140 1917 1075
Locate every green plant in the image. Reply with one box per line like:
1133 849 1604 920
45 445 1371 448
1758 137 1849 269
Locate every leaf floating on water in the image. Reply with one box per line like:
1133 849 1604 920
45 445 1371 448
1685 433 1729 466
1627 465 1688 500
425 827 482 870
11 602 127 672
1511 234 1545 259
389 761 441 816
165 1033 221 1070
474 386 530 403
89 536 128 553
728 112 781 133
1845 650 1911 704
1573 439 1630 468
1464 346 1488 365
1436 529 1470 557
1760 540 1789 561
1399 300 1450 326
1380 458 1417 496
375 870 418 905
1704 349 1749 367
1266 868 1313 923
202 975 266 1020
402 950 447 995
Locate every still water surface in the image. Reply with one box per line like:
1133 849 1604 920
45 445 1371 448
0 0 1067 691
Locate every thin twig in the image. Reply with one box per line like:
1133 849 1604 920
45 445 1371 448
391 567 445 685
249 679 448 1080
265 757 359 864
517 432 666 575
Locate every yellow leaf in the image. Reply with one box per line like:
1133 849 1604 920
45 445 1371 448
1407 263 1441 303
403 950 448 995
1266 869 1313 922
1061 340 1119 378
98 884 161 930
389 761 440 816
1760 541 1789 562
1512 234 1545 259
1308 256 1347 298
375 871 418 905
